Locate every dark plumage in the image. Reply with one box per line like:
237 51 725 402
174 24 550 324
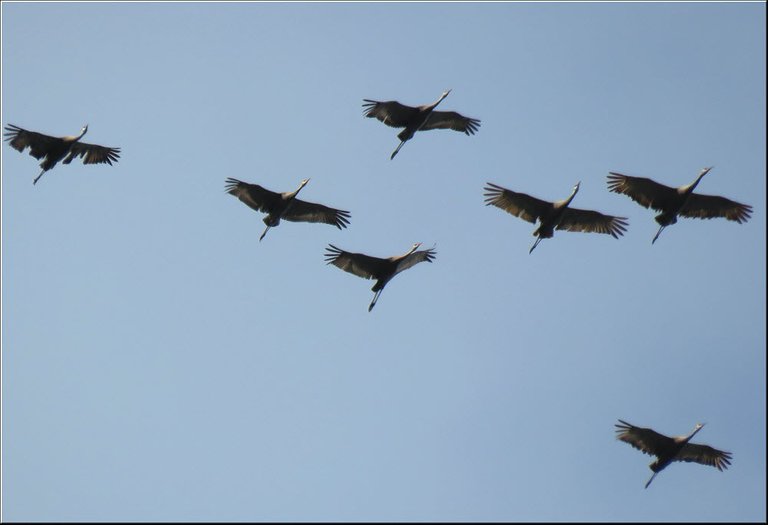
4 124 120 185
615 420 732 488
607 167 752 243
324 243 436 311
484 181 628 253
363 90 480 159
225 178 351 241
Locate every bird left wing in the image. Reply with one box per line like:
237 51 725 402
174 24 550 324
283 199 351 229
679 193 753 223
225 178 282 214
362 100 420 128
615 420 675 457
324 245 386 280
484 183 551 224
63 141 121 165
421 111 481 135
394 246 437 276
557 208 629 238
676 443 732 471
4 124 60 160
607 172 679 212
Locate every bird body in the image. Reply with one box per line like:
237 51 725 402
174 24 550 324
484 182 628 253
4 124 121 184
225 178 351 241
363 90 480 159
607 167 752 243
324 243 436 311
615 420 732 488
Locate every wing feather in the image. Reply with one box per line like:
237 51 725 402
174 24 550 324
484 182 552 224
557 208 629 238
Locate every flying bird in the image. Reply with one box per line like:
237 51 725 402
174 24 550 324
607 167 752 244
4 124 121 185
484 181 629 253
362 90 480 159
615 420 732 488
324 243 436 311
225 178 351 241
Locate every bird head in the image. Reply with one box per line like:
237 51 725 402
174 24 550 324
573 181 581 192
79 124 89 139
700 167 713 176
300 178 310 187
409 242 422 254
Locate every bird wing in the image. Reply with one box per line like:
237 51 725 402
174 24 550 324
607 172 679 212
557 208 629 238
393 246 437 276
325 244 388 280
362 99 420 128
3 124 60 160
484 182 551 224
675 443 732 471
282 198 351 229
679 193 753 223
224 178 282 214
63 141 121 165
615 420 675 457
421 111 481 135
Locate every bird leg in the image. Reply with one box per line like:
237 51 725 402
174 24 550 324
33 169 46 185
651 225 666 245
368 290 382 312
644 471 658 489
259 225 271 242
390 140 406 160
529 236 543 254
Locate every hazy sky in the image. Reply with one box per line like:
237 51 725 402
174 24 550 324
2 2 765 522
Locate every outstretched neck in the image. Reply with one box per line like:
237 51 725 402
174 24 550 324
564 182 581 207
685 167 712 194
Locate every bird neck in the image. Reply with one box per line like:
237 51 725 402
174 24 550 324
684 425 704 443
685 169 709 194
77 127 88 141
564 185 579 207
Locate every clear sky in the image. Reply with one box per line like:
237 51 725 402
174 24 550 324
2 2 765 522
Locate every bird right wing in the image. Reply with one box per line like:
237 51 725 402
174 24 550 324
283 199 351 229
484 182 551 224
362 100 420 128
615 420 675 457
63 141 121 165
225 178 282 214
324 244 386 280
679 193 753 223
607 172 680 212
421 111 481 135
557 208 629 238
393 246 437 276
3 124 60 160
676 443 733 471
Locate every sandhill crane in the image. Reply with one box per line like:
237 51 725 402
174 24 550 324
324 243 436 311
484 181 629 253
607 167 753 244
4 124 121 185
362 90 480 159
225 178 351 241
615 420 732 488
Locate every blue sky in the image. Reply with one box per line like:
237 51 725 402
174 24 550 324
2 2 765 521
